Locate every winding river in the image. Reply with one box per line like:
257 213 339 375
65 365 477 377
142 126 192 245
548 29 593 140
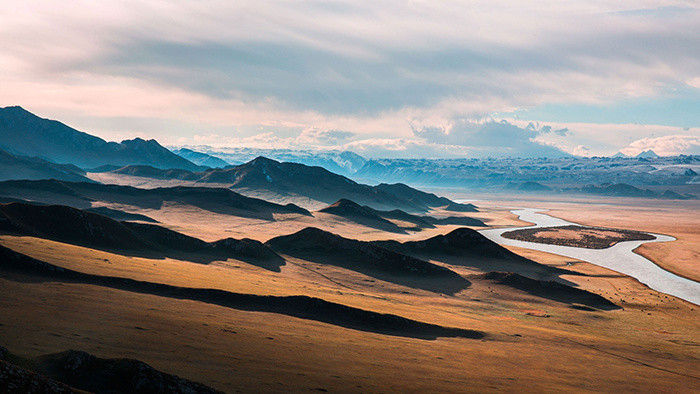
478 208 700 306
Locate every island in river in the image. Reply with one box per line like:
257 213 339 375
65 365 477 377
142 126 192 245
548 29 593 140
501 225 656 249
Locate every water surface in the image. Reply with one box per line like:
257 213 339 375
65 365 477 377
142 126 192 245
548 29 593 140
478 208 700 305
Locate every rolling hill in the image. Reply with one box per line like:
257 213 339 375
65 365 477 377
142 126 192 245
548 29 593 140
373 227 569 279
318 199 408 233
266 227 470 294
0 202 284 270
0 179 311 220
317 198 485 232
0 243 483 340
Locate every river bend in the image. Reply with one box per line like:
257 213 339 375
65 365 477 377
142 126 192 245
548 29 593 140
478 208 700 305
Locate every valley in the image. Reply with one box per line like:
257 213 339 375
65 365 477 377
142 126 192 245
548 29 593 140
1 188 698 392
0 107 697 393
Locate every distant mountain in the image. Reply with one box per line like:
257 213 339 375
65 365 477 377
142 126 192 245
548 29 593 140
634 150 659 159
580 183 656 198
102 158 475 212
611 152 628 158
440 201 478 212
510 181 552 192
574 183 696 200
176 146 367 176
0 106 200 170
0 179 312 220
111 164 197 180
173 148 230 168
372 183 477 211
266 227 469 294
352 155 700 191
0 148 92 182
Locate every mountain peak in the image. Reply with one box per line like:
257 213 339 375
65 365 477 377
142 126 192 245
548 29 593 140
328 198 361 208
121 137 159 145
248 156 280 166
0 107 200 170
0 105 38 120
634 150 659 159
1 105 29 112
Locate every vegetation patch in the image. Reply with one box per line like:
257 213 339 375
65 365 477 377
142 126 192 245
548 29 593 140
502 225 655 249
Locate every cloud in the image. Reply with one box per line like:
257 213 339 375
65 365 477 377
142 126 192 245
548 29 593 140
507 118 700 156
3 2 699 118
296 128 355 145
0 2 698 157
412 119 569 157
187 127 356 151
341 138 475 159
620 135 700 156
193 134 222 143
572 145 591 156
687 77 700 89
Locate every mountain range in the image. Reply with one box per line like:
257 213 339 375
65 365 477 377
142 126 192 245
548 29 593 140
0 106 200 171
173 146 368 176
173 148 230 168
102 157 477 212
354 155 700 193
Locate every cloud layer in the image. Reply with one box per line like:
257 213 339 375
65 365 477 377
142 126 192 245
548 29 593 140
413 120 570 157
1 1 698 157
620 135 700 156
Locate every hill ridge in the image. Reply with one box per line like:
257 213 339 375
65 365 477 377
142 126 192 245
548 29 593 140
100 158 478 212
266 227 470 294
0 201 284 270
0 106 200 171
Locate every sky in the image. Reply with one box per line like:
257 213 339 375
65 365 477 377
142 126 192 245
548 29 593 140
2 1 699 158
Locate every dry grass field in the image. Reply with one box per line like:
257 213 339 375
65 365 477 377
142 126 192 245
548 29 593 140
1 197 698 392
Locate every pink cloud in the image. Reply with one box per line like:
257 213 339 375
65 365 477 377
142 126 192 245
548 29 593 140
620 135 700 156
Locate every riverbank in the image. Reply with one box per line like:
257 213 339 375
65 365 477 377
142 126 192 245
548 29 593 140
456 196 700 287
479 208 700 306
501 225 655 249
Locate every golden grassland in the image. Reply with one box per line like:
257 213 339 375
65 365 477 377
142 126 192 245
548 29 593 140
0 200 698 392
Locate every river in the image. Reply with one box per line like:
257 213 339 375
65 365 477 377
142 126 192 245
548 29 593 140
478 208 700 306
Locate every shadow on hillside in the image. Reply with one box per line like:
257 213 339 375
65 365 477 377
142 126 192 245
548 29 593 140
0 245 484 340
272 249 471 295
481 272 620 310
